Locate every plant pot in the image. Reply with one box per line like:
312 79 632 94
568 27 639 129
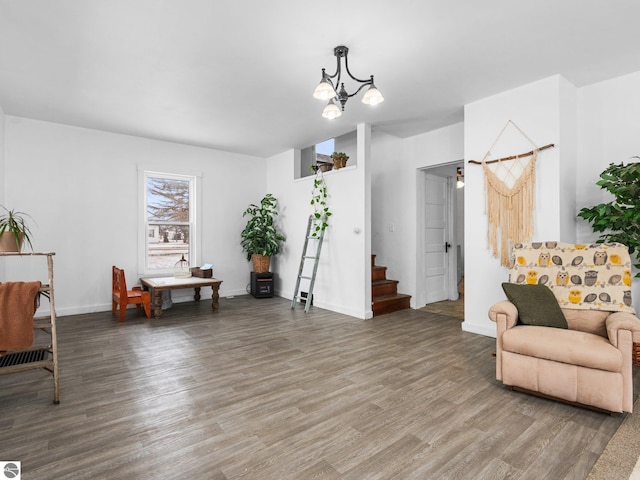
0 232 23 252
333 157 348 169
252 254 271 273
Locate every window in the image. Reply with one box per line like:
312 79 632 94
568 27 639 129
299 138 335 179
315 138 335 158
296 131 356 179
139 169 201 275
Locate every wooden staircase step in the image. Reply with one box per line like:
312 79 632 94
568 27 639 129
371 254 410 316
372 294 412 317
372 279 398 297
372 265 387 281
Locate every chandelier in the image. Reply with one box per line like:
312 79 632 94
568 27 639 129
312 45 384 120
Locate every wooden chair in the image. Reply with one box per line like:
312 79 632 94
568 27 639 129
112 266 151 321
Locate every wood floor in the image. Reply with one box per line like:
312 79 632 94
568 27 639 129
0 296 636 479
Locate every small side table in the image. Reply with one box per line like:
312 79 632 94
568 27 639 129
140 276 223 318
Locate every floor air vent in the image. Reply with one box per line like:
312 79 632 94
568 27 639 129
0 350 49 367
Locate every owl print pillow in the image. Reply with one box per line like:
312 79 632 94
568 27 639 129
508 242 635 314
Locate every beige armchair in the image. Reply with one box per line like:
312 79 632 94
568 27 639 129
489 242 640 413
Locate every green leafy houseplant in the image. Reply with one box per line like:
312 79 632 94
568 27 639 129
310 169 332 237
577 161 640 276
240 193 286 264
0 205 34 252
330 151 349 169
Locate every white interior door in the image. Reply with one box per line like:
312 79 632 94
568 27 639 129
424 174 450 303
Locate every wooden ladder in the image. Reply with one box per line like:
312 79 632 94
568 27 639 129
291 215 325 313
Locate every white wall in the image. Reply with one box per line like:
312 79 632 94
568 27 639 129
2 116 265 316
559 77 578 242
0 105 5 204
272 120 465 318
370 130 408 293
0 106 5 280
334 130 358 168
361 71 640 331
371 123 464 308
577 70 640 308
266 124 371 318
456 178 465 277
463 75 576 337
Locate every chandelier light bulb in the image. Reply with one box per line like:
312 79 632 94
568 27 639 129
312 70 337 100
362 83 384 105
456 167 464 188
322 100 342 120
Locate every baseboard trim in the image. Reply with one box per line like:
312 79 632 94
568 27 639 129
461 320 496 338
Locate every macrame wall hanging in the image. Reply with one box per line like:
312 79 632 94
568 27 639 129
469 121 554 266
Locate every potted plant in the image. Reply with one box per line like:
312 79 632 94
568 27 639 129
330 151 349 169
578 160 640 277
0 205 34 252
241 193 286 273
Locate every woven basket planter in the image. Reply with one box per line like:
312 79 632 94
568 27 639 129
333 157 348 169
252 254 271 273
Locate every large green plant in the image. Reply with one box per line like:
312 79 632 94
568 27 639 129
0 205 34 251
577 161 640 276
240 193 285 260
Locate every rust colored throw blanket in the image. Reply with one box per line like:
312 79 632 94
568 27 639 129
0 281 41 351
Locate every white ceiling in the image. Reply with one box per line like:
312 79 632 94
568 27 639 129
2 1 640 158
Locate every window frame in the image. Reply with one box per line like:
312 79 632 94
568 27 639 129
137 167 202 277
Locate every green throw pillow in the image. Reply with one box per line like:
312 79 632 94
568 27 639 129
501 283 568 329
